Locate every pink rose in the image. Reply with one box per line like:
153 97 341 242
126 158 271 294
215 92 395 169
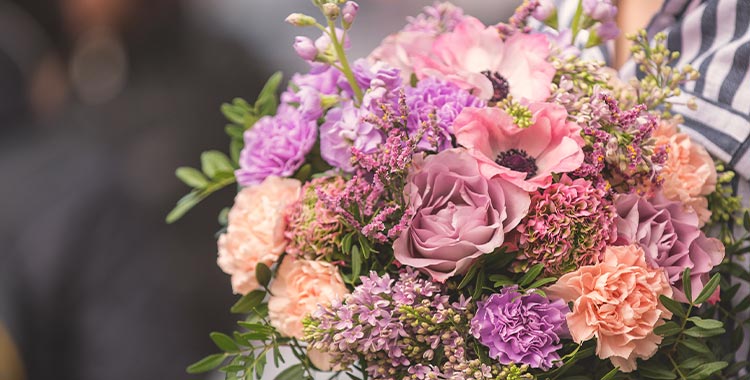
411 17 554 102
614 192 725 303
546 245 673 372
454 103 584 191
268 257 349 339
217 176 301 295
655 122 717 226
393 149 530 282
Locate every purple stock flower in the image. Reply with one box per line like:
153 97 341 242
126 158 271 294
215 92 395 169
320 100 383 172
235 105 317 186
342 1 359 25
351 59 403 114
293 36 317 61
405 77 484 151
582 0 617 21
281 64 350 120
404 2 466 33
614 192 725 303
471 287 568 370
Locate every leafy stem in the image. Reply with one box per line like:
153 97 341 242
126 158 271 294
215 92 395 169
326 19 363 103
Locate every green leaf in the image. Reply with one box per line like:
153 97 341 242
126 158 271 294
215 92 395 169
686 361 728 380
230 290 266 314
473 269 486 300
358 234 372 259
679 356 709 371
736 295 750 312
458 265 479 289
351 245 362 281
187 353 226 374
294 164 312 181
341 232 354 254
654 321 681 337
222 103 249 125
255 72 283 117
638 364 676 380
519 263 544 287
743 210 750 231
255 351 267 380
218 207 230 226
683 326 725 338
201 150 234 179
225 124 245 139
176 167 209 188
230 139 243 166
210 332 239 352
680 338 712 354
256 263 273 289
166 191 202 223
527 277 558 289
688 317 724 330
275 364 305 380
600 367 620 380
682 267 692 303
694 273 721 304
659 295 686 318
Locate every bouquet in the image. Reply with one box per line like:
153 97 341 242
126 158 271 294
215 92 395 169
168 1 750 379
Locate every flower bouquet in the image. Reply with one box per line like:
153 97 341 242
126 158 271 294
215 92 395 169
168 1 750 379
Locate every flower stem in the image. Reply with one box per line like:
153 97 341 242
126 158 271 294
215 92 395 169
327 20 363 103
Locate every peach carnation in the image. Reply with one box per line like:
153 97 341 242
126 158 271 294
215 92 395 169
546 244 673 372
655 122 717 226
217 176 301 295
268 257 349 339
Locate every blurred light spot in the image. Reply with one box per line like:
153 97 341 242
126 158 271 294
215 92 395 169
69 29 127 105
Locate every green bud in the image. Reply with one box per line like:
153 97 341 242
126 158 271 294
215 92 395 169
285 13 317 27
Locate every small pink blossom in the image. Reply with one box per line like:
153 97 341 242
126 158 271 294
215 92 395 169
454 103 584 191
411 17 554 102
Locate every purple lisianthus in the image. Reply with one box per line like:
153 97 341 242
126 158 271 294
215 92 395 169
319 100 383 172
471 287 568 370
405 77 484 151
614 192 725 303
235 104 317 186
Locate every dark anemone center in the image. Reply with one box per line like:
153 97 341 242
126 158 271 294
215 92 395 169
496 149 538 179
481 70 510 103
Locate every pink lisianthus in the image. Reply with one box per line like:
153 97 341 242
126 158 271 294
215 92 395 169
393 149 530 282
546 244 673 372
454 103 584 191
217 176 301 295
411 17 554 102
654 122 717 226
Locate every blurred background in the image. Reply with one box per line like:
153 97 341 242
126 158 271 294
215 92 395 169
0 1 519 379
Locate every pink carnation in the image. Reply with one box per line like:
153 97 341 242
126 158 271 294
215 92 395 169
411 17 554 103
217 176 301 295
654 122 717 226
454 103 584 191
268 257 349 339
546 244 673 372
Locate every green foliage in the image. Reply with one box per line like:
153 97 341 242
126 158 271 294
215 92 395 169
167 72 284 224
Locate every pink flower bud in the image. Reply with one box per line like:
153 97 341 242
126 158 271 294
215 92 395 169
293 36 317 61
532 0 555 21
342 1 359 25
582 0 617 21
322 3 339 20
285 13 317 27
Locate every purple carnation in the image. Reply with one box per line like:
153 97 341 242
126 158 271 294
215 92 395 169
405 77 484 151
470 287 568 370
614 192 725 303
235 105 317 186
319 100 383 172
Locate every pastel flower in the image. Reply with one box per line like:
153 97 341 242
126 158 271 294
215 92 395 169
235 105 317 186
614 192 725 303
320 100 383 172
217 176 301 294
516 175 616 276
411 17 555 102
454 103 584 191
471 287 568 370
546 244 673 372
654 122 717 226
268 257 349 339
285 176 347 259
393 149 530 282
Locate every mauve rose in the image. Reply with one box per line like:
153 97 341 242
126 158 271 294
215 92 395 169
614 192 725 303
393 149 530 282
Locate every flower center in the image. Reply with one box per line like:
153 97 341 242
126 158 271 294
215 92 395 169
496 149 538 179
481 70 510 103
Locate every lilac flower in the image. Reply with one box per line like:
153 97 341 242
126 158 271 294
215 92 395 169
405 77 484 151
471 287 569 370
351 59 403 115
235 105 317 186
583 0 617 22
293 36 317 61
281 64 350 120
319 100 383 172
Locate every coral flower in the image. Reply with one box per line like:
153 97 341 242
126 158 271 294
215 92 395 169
546 244 673 372
454 104 584 191
411 17 554 102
